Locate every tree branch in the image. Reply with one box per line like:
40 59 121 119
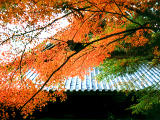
19 24 152 111
19 51 77 111
86 26 151 47
79 7 142 26
71 13 96 40
0 12 73 46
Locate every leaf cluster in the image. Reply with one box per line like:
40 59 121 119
129 85 160 115
97 8 160 81
96 57 147 82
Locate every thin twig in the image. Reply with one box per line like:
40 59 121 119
79 8 142 26
0 12 73 46
71 13 96 40
19 51 78 111
112 0 123 15
19 30 43 81
113 0 142 26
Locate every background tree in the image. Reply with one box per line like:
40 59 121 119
96 0 160 115
97 4 160 81
0 0 159 119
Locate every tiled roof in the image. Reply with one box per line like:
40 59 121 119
26 64 160 91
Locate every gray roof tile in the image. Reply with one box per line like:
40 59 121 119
26 64 160 91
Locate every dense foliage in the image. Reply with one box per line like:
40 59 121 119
0 0 159 119
97 9 160 81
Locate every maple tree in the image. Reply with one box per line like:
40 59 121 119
0 0 159 119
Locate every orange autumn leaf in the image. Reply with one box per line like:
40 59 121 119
0 0 157 119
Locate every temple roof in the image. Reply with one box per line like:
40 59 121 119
26 64 160 91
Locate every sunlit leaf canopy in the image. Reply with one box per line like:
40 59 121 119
0 0 159 119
